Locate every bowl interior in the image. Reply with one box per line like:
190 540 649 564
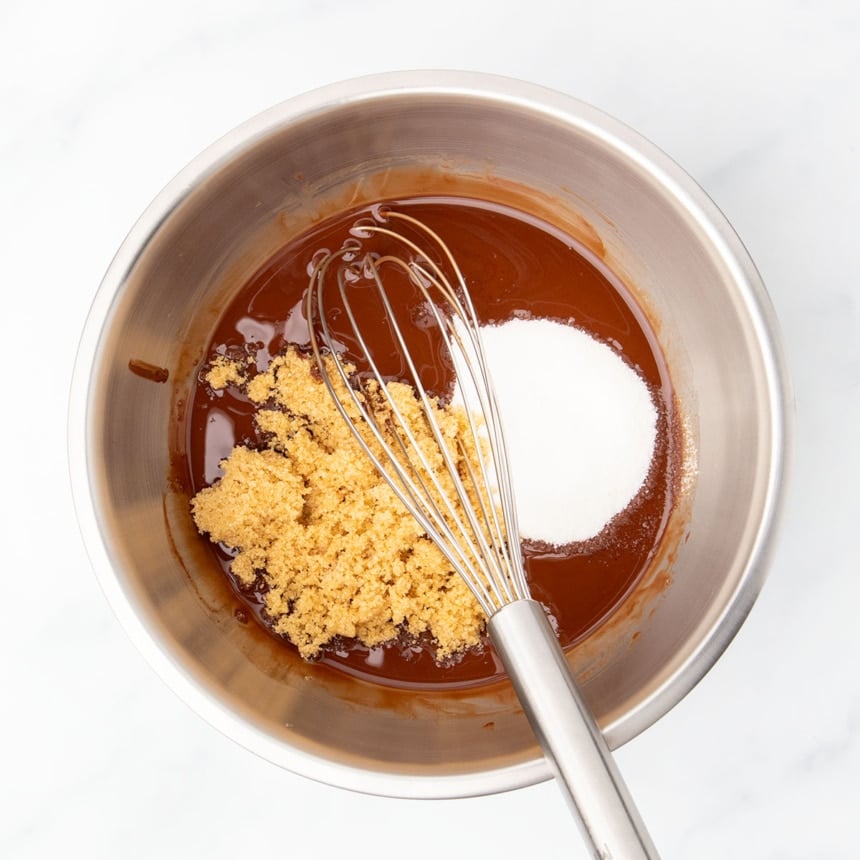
74 74 788 797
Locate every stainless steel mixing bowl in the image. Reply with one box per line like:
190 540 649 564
69 71 791 798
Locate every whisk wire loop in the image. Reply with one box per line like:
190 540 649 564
385 210 529 597
306 215 531 614
307 254 499 614
396 258 525 606
355 215 529 602
337 257 502 611
356 255 515 604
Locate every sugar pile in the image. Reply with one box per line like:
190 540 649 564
453 317 657 545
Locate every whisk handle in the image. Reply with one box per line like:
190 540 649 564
488 599 659 860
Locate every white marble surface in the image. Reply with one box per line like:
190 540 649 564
2 1 858 857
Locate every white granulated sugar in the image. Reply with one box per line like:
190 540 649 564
453 317 657 545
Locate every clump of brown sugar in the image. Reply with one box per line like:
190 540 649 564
204 355 246 389
190 347 486 661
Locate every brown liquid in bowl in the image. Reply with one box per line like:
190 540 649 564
175 197 678 689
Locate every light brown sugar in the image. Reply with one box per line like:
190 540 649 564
191 348 485 661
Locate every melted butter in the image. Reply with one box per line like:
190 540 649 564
173 196 679 690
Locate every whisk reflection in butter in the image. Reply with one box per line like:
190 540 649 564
305 208 659 860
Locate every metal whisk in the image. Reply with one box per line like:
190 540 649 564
305 209 659 860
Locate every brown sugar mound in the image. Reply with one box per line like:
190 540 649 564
191 347 486 661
